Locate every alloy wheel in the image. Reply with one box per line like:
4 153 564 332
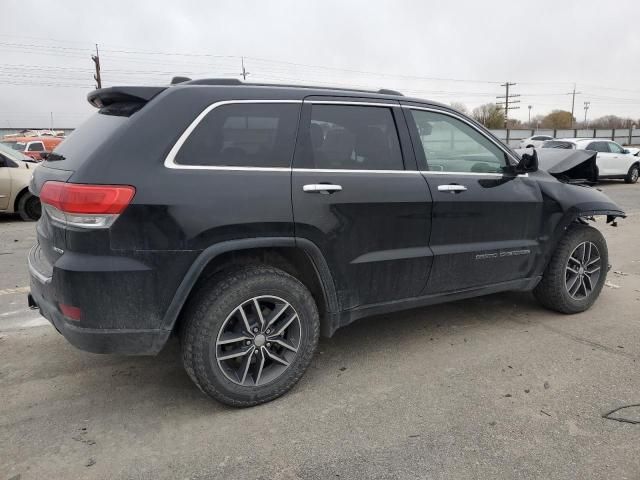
215 295 301 386
565 241 601 300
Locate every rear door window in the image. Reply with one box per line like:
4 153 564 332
174 103 300 168
27 142 44 152
304 104 404 171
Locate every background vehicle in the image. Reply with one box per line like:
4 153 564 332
0 136 63 161
543 138 640 183
519 135 554 149
27 80 625 407
0 143 41 220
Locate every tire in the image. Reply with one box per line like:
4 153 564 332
181 265 320 407
17 192 41 221
534 224 608 314
624 163 639 184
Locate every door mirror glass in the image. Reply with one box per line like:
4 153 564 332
621 148 629 154
516 149 538 173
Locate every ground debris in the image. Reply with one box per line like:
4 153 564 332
613 271 628 276
85 458 96 467
602 404 640 425
605 281 621 289
544 381 550 390
540 410 552 417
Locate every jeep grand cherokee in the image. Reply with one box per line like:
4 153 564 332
27 79 625 406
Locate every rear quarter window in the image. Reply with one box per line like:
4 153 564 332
174 103 300 168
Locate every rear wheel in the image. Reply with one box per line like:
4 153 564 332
17 192 41 221
534 224 608 314
181 265 319 407
624 164 639 184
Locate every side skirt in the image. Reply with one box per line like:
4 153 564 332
325 276 541 336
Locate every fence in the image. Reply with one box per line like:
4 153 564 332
490 128 640 148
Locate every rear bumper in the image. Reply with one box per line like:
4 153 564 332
28 244 171 355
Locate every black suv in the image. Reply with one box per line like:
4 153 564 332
28 79 625 406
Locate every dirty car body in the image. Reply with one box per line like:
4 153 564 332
25 80 626 405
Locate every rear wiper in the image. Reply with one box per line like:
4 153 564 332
45 152 66 161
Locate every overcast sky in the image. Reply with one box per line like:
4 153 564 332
1 0 640 128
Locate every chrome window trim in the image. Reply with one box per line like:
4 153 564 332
401 104 521 168
421 170 528 178
295 168 419 175
164 98 525 176
164 100 303 170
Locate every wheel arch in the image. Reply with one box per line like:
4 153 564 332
13 186 30 212
162 237 339 337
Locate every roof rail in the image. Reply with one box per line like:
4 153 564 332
174 78 404 96
185 78 243 86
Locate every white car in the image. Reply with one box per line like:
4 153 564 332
519 135 554 149
542 138 639 183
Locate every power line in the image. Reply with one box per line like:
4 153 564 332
496 82 520 126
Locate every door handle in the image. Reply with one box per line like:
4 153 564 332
437 184 467 193
303 184 343 194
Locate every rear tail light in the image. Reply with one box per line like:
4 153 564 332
40 181 135 229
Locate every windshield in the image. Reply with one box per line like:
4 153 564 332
0 142 32 161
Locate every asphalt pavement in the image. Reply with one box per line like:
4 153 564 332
1 183 639 480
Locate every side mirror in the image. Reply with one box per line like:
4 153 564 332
621 148 629 155
516 149 538 173
40 152 49 160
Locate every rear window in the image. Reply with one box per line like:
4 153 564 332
542 141 575 149
44 112 128 170
174 103 300 168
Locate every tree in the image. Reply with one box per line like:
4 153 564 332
589 115 634 129
506 118 522 128
472 103 504 128
450 102 468 114
541 110 574 129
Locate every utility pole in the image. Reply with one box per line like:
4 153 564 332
583 101 590 125
496 82 519 144
567 83 581 128
50 112 53 131
240 57 250 81
528 105 532 124
92 44 102 89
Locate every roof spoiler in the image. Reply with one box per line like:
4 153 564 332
87 86 166 108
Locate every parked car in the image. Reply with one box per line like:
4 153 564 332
28 80 625 407
0 136 63 161
0 143 41 220
519 135 554 149
543 138 640 183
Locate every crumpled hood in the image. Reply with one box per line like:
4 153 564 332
515 148 599 184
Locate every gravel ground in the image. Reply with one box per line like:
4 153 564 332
1 183 639 480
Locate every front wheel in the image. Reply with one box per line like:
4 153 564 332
624 164 639 184
181 265 319 407
534 224 608 314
